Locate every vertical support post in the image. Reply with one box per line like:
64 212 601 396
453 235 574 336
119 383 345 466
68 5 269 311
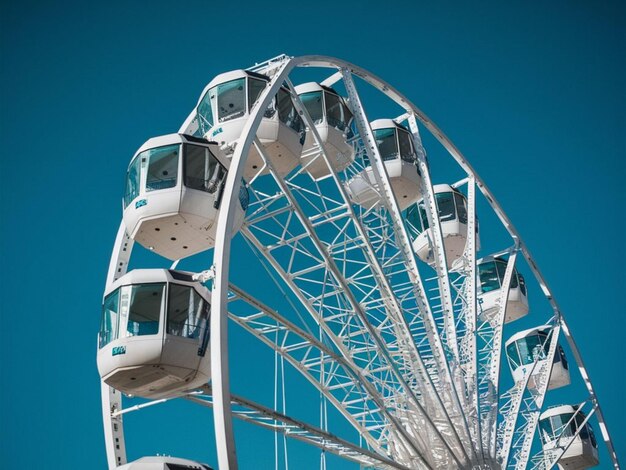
464 175 483 462
407 115 460 367
487 249 518 458
101 383 127 469
102 221 134 469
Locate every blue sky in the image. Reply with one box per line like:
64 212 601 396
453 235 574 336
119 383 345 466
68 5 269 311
1 1 624 468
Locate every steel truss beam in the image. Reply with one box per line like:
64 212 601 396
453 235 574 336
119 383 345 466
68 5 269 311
405 114 481 461
285 77 471 464
187 386 413 470
244 137 462 467
101 221 135 469
453 175 483 462
342 73 476 464
482 250 519 459
206 60 298 470
227 283 405 458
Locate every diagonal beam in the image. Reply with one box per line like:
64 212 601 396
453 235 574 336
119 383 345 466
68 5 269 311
250 137 457 467
284 78 470 465
406 114 460 366
188 387 412 470
342 70 476 464
228 284 400 455
484 250 518 458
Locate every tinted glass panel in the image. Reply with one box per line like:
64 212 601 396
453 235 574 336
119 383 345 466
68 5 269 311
239 179 249 212
419 202 429 231
300 91 324 124
435 192 456 222
100 289 120 348
397 129 415 163
479 261 501 293
404 204 424 233
126 283 165 337
588 424 597 447
184 144 224 193
538 331 551 356
518 273 527 295
248 78 266 112
343 105 353 136
216 78 246 122
511 271 520 289
167 284 211 343
325 92 345 130
277 89 303 134
454 192 468 224
517 333 544 365
373 127 398 161
124 155 141 208
197 91 214 135
506 342 521 369
551 413 575 440
495 259 507 285
574 413 590 439
146 145 179 191
492 259 516 288
507 271 518 289
539 417 553 444
558 345 569 369
494 259 521 290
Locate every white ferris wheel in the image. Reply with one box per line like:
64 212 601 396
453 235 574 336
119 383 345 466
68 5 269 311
97 55 620 470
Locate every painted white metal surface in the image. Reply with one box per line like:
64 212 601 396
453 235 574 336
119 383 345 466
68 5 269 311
99 54 620 470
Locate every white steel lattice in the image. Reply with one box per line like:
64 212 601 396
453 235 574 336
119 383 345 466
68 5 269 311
98 54 620 470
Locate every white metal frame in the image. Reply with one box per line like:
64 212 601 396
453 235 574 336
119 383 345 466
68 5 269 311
99 54 620 470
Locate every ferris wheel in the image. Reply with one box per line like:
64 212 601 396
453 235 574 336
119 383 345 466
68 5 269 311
97 55 620 470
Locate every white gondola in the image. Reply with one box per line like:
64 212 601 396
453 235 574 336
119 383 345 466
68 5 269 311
404 184 479 268
505 326 570 391
346 119 421 210
295 82 355 180
539 405 599 470
117 456 212 470
122 133 248 261
194 70 304 181
97 269 211 399
477 255 529 322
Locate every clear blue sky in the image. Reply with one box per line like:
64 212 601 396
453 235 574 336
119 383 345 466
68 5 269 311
1 1 624 468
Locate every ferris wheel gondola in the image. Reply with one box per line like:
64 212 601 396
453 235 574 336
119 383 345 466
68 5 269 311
346 118 421 210
505 326 571 391
193 70 305 181
538 405 599 470
294 81 355 180
478 255 529 322
97 269 212 399
121 133 247 260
